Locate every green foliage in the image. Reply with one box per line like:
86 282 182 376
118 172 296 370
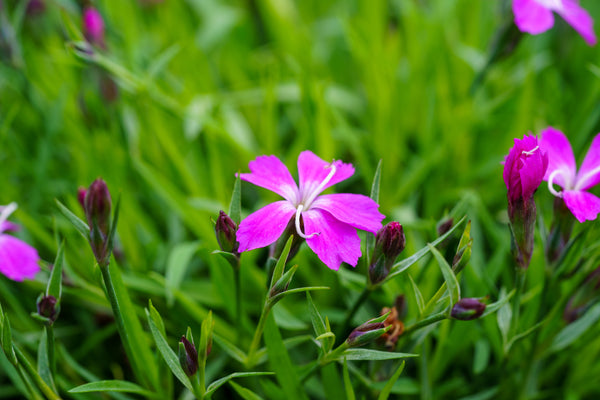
2 0 600 398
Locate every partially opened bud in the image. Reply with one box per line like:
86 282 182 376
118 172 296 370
346 313 390 348
369 222 405 285
451 298 486 321
36 295 59 325
215 211 238 254
83 179 112 267
83 6 105 48
178 336 198 377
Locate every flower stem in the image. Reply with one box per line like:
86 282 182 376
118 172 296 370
245 300 272 368
402 312 448 336
509 268 527 343
337 287 372 344
45 325 55 378
234 264 242 326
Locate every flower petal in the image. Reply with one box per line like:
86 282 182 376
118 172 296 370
238 155 299 203
297 151 354 198
556 0 597 46
236 201 296 252
513 0 555 34
0 234 40 281
302 209 361 271
311 194 384 234
539 127 577 189
563 190 600 222
575 133 600 190
0 221 19 233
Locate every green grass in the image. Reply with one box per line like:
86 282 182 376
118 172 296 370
2 0 600 398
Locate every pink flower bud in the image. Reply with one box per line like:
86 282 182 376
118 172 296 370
451 298 486 321
83 7 105 48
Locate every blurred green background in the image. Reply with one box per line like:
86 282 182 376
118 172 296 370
2 0 600 398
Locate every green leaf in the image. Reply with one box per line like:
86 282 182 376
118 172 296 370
407 273 425 314
68 380 157 397
270 236 294 289
337 349 418 361
427 244 460 305
229 380 265 400
212 333 247 364
550 302 600 352
145 305 193 391
55 199 89 239
46 242 64 300
36 329 54 390
496 288 512 346
264 313 307 400
307 293 327 336
342 358 355 400
321 363 345 400
481 290 514 318
378 361 405 400
366 160 383 267
229 174 242 223
205 372 274 398
1 314 17 365
165 242 200 307
269 286 329 305
106 194 121 260
387 216 467 282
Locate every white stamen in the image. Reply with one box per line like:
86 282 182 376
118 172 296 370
547 170 564 197
294 204 320 239
302 163 337 209
574 164 600 191
0 202 18 226
521 146 539 156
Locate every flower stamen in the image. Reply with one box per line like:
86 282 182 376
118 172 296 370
302 163 337 209
521 146 539 156
295 205 320 239
548 169 565 197
0 202 18 226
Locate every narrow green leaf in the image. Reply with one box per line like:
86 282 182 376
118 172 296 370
407 273 425 314
148 300 166 337
147 44 181 79
46 242 64 299
378 361 405 400
337 349 418 361
229 380 264 400
212 333 247 364
366 160 383 268
315 332 336 341
321 363 345 400
427 244 460 305
1 314 17 365
264 313 306 400
481 290 515 318
496 288 512 346
145 307 193 391
550 302 600 352
229 175 242 223
55 199 89 239
205 372 274 398
269 286 329 304
14 347 60 400
68 380 157 397
387 216 467 281
270 236 294 289
307 293 327 336
342 358 355 400
106 194 121 259
36 329 54 390
165 242 200 307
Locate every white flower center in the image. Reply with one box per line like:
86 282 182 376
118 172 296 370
294 163 337 239
533 0 563 10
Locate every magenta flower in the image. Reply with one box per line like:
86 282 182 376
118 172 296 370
513 0 597 46
539 127 600 222
0 203 40 281
237 151 385 270
83 6 105 48
503 135 548 203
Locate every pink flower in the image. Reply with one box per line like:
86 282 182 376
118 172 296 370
237 151 385 270
539 127 600 222
83 6 105 48
513 0 597 46
0 203 40 281
503 135 548 203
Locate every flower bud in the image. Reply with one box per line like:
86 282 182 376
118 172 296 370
215 210 238 254
346 313 390 348
178 336 198 377
83 179 112 267
83 6 105 48
26 0 45 16
36 295 59 325
503 135 548 268
369 222 405 285
451 298 486 321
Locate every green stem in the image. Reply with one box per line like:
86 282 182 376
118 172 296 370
402 313 448 336
45 325 56 379
191 373 203 399
245 300 272 368
99 264 156 391
337 288 372 344
509 269 527 344
234 265 242 326
319 342 350 366
14 347 61 400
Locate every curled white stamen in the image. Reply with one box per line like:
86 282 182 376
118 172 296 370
302 163 338 209
521 146 539 156
0 202 18 226
294 205 320 239
574 164 600 191
547 170 564 197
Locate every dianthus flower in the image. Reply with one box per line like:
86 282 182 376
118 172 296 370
0 203 40 281
513 0 597 46
539 127 600 222
236 151 385 270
